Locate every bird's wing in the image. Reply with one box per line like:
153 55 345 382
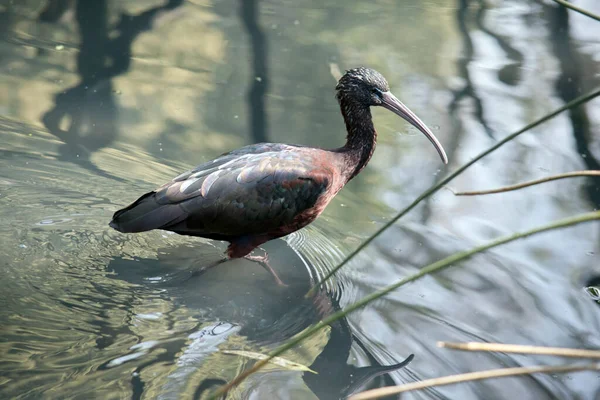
154 145 332 236
164 142 293 185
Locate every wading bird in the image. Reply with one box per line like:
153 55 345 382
110 67 448 285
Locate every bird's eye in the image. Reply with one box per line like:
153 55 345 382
371 87 382 97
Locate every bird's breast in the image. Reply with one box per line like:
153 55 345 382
275 180 342 236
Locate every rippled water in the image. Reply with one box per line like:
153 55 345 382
2 1 600 399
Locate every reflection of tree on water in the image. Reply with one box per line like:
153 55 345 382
449 0 495 140
542 1 600 209
541 1 600 304
240 0 270 143
448 0 525 135
425 0 527 223
38 0 184 180
473 1 524 87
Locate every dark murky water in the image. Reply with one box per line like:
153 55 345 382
2 1 600 399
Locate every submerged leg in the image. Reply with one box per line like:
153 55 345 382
190 257 228 277
244 249 288 287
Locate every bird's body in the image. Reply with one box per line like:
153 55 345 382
111 143 351 258
110 67 448 284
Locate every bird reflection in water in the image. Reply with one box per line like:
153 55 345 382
105 240 413 399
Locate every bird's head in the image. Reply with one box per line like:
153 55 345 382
336 67 448 164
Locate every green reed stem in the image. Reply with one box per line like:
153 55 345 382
552 0 600 22
209 211 600 398
306 87 600 297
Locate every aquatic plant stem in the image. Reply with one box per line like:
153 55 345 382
348 363 600 400
452 171 600 196
209 211 600 398
552 0 600 22
438 342 600 359
306 87 600 297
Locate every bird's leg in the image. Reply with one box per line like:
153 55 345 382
244 248 288 287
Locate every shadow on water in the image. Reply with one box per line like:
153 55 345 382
38 0 184 181
105 240 409 399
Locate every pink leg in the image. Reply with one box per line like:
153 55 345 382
244 249 288 287
227 240 287 287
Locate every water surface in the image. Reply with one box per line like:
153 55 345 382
1 1 600 399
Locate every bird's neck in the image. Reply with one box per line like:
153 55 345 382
338 99 377 181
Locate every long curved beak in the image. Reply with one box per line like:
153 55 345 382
380 91 448 164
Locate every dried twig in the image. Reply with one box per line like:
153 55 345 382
348 363 600 400
452 171 600 196
438 341 600 358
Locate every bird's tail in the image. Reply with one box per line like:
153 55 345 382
109 191 187 233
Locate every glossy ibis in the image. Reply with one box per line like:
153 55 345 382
109 67 448 285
